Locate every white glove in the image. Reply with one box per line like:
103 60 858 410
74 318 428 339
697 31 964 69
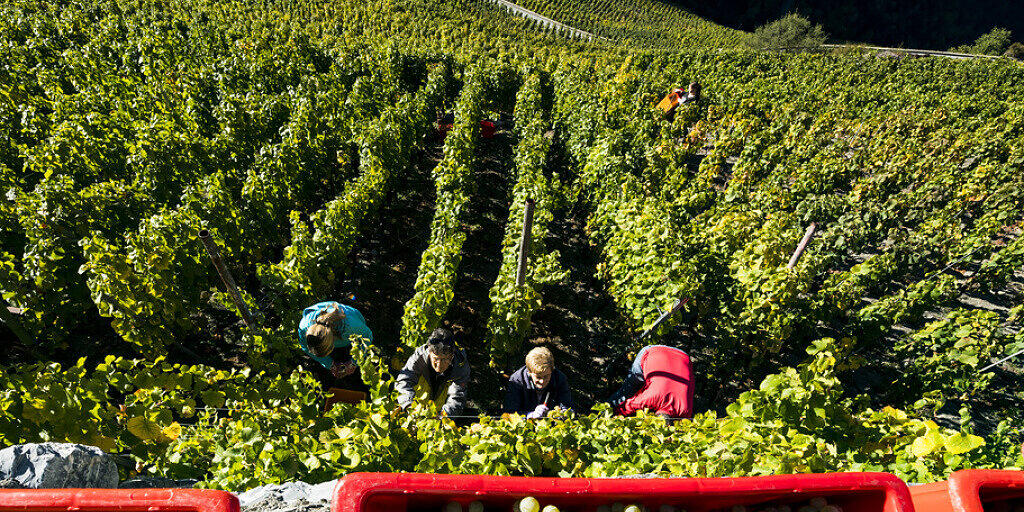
526 404 549 419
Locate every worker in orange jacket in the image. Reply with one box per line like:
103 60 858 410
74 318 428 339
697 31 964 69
665 81 701 122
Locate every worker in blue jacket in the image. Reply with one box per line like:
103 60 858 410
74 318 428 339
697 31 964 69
297 301 373 381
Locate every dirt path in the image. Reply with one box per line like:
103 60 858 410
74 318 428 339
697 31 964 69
527 204 635 411
443 132 515 415
344 141 442 353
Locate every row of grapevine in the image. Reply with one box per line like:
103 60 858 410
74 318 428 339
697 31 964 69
259 61 451 317
2 0 1024 490
398 70 486 349
3 337 1012 486
510 0 746 48
485 71 567 365
535 50 1024 406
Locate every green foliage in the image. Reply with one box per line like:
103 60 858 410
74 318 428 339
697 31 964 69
3 0 1024 490
952 27 1014 55
414 339 1012 482
0 340 1018 486
748 13 828 49
399 70 485 350
508 0 746 48
0 356 320 475
486 71 567 365
895 309 1010 397
1004 42 1024 60
259 62 450 315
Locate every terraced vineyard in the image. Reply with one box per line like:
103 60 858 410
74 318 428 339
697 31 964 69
1 0 1023 490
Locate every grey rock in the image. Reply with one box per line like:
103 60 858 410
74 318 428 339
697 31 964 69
237 480 336 512
119 477 198 489
0 478 26 489
0 443 118 489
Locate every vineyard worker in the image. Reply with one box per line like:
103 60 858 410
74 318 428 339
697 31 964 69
395 328 471 415
298 301 373 382
503 347 572 418
665 81 701 122
608 345 694 419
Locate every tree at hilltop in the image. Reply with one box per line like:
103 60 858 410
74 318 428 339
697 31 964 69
747 13 828 49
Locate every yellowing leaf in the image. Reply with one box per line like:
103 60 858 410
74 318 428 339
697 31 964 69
945 432 984 455
161 422 182 441
911 436 936 457
127 416 169 442
911 430 944 457
720 417 747 434
882 406 907 421
89 434 117 453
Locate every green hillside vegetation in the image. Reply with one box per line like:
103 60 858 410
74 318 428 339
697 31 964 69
501 0 746 48
2 0 1024 490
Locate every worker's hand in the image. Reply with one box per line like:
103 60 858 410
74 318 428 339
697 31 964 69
526 404 549 419
331 361 357 379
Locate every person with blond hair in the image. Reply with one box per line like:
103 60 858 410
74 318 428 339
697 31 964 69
503 346 572 418
297 301 373 382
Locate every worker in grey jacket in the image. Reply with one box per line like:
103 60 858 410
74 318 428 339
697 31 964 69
395 328 471 415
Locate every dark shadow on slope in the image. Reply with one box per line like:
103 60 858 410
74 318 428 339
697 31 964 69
527 204 635 412
443 131 514 416
668 0 1024 50
842 269 1024 437
343 141 443 355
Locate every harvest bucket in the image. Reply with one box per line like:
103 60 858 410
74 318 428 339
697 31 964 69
0 489 239 512
325 387 368 412
910 469 1024 512
333 472 914 512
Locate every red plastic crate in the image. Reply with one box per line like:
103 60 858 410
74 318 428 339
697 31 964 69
333 472 914 512
480 121 496 139
0 489 239 512
911 470 1024 512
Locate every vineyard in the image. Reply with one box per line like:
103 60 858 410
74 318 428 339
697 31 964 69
2 0 1024 491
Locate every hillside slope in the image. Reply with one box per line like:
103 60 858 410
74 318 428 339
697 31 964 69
493 0 746 48
1 0 1023 489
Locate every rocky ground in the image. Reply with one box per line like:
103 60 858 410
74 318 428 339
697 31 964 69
236 481 335 512
0 442 332 512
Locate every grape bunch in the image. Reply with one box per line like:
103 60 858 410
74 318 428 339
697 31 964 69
443 501 484 512
440 496 846 512
441 498 682 512
727 497 843 512
595 504 680 512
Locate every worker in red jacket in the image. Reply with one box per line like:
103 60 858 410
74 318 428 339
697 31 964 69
608 345 694 419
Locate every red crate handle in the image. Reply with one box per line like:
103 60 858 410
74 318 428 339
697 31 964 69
334 472 914 512
0 489 239 512
911 470 1024 512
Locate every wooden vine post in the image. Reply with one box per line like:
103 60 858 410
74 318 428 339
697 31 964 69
515 198 536 288
787 222 818 269
199 230 256 329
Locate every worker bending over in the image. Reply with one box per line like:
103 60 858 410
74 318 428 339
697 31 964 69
503 347 572 418
665 81 701 122
608 344 694 419
298 301 373 384
395 328 471 415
